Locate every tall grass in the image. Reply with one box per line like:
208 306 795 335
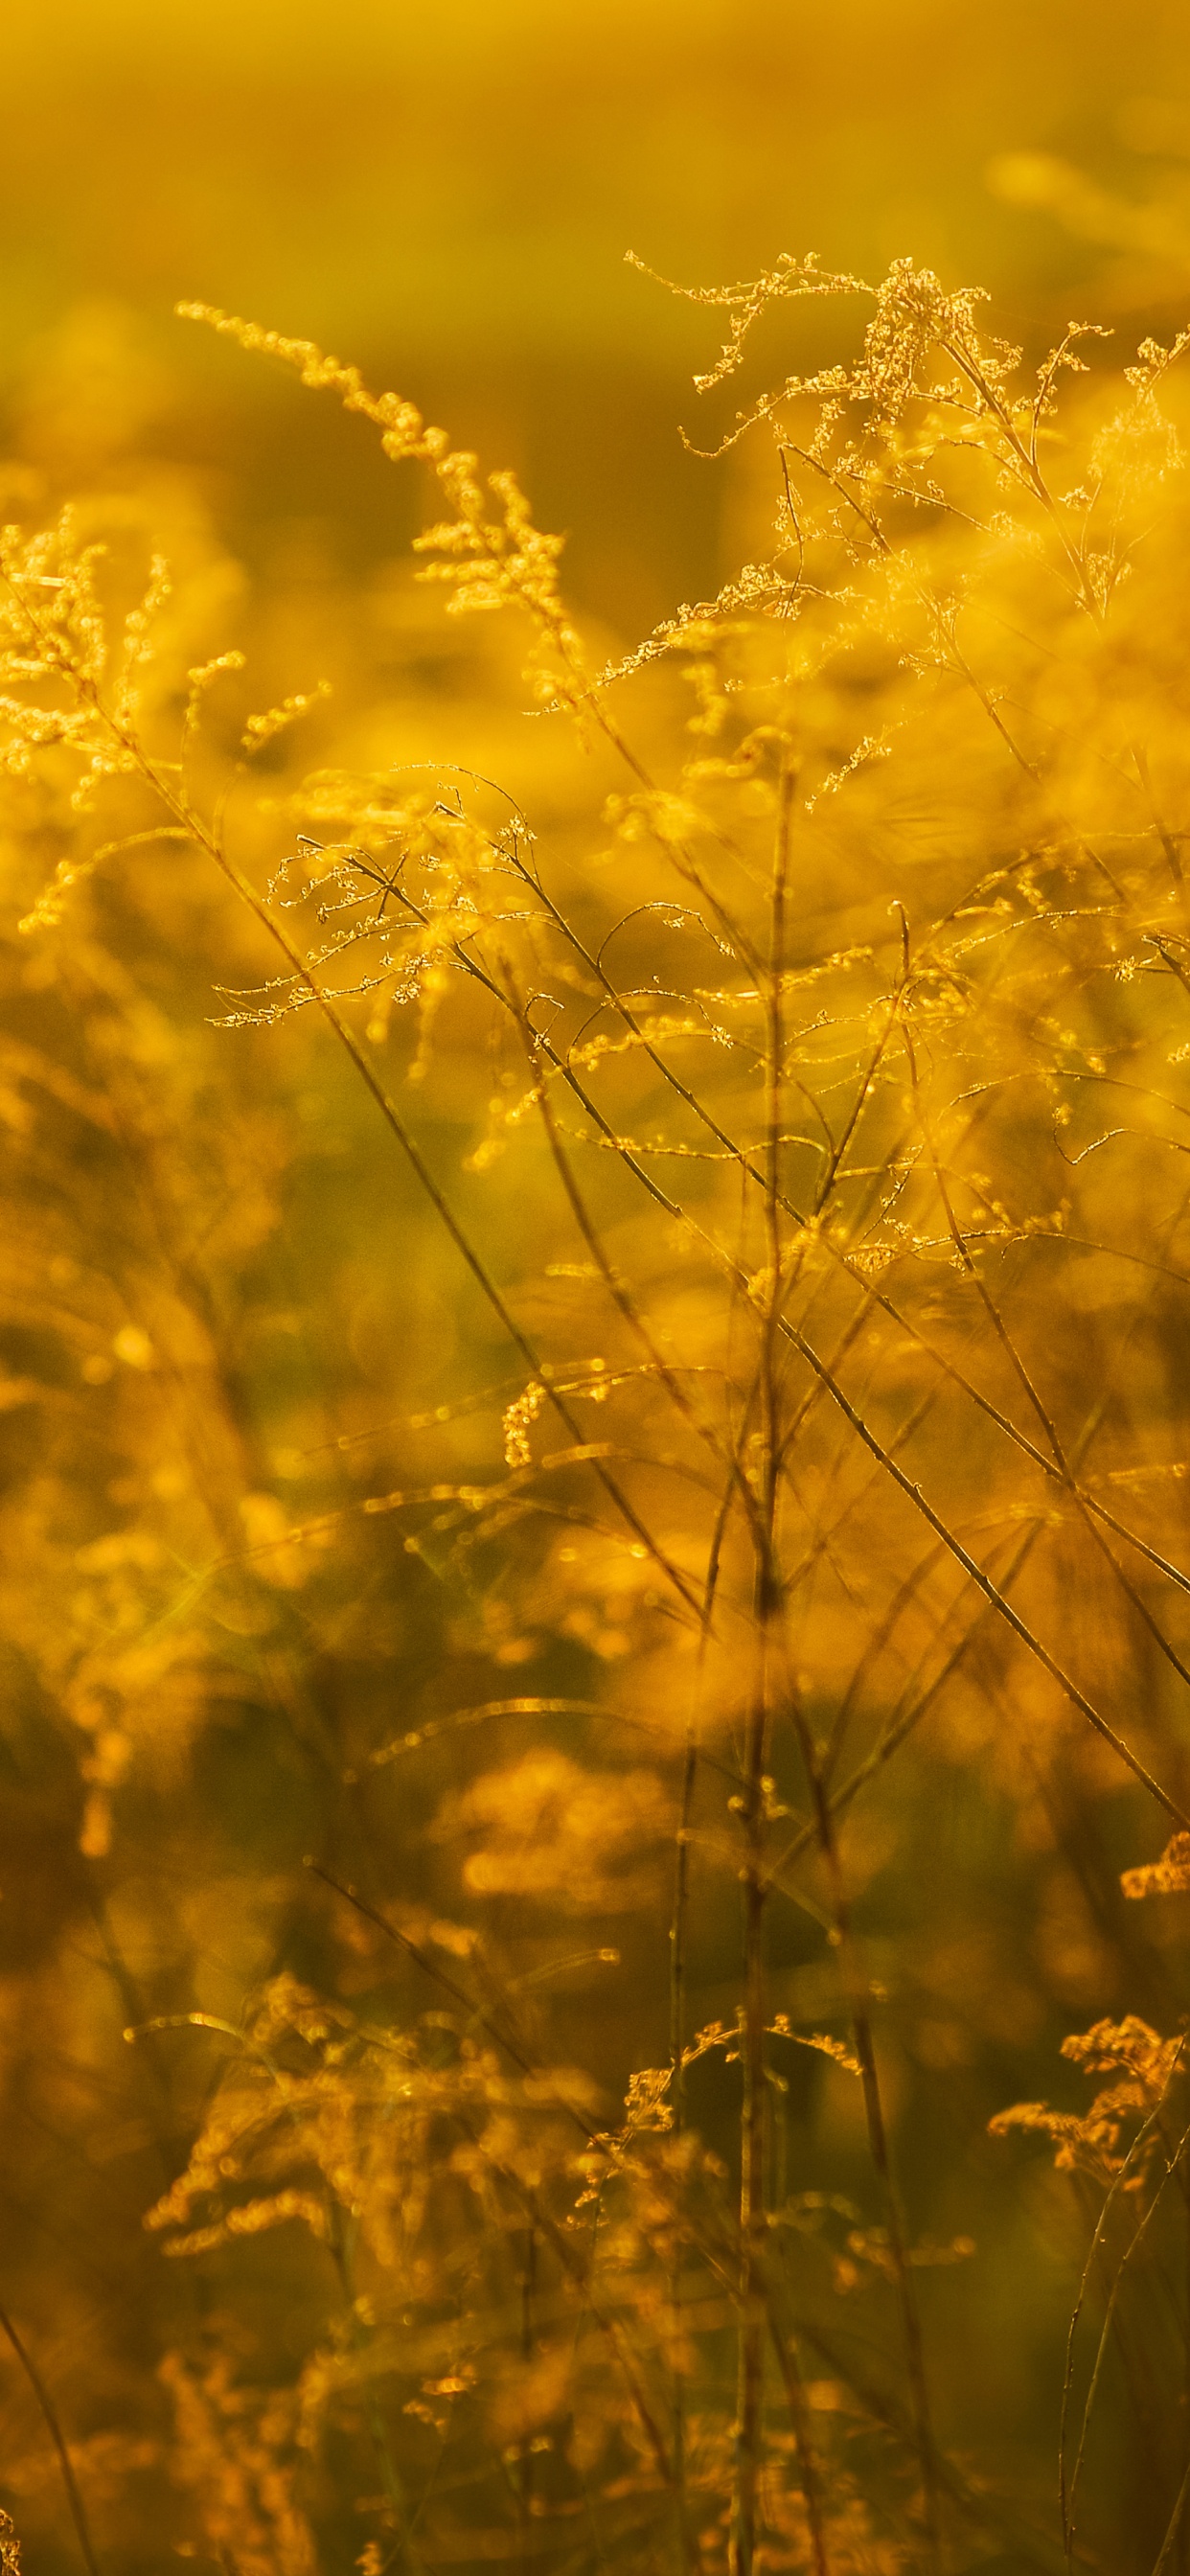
4 250 1190 2572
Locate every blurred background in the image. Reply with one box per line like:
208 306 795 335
6 0 1190 634
7 2 1190 2565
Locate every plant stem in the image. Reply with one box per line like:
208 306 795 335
0 2304 101 2576
731 762 795 2576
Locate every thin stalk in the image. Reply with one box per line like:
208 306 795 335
0 2304 101 2576
29 594 1190 1826
907 1030 1190 1698
776 1308 1190 1828
1064 2114 1190 2567
518 2225 537 2568
766 2312 832 2576
731 1581 772 2576
731 764 794 2576
1058 2070 1190 2566
365 748 1190 1619
764 1555 943 2566
831 1866 941 2566
306 1873 683 2503
471 802 1190 1732
502 959 767 1555
328 2211 421 2574
668 1645 708 2570
668 1439 749 2569
7 607 703 1628
763 773 939 2560
1155 2462 1190 2576
725 810 830 2576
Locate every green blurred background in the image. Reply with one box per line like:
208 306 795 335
7 0 1190 634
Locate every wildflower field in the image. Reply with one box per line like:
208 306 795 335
9 5 1190 2571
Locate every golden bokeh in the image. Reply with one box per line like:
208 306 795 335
6 8 1190 2572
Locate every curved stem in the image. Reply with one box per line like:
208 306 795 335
0 2304 101 2576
